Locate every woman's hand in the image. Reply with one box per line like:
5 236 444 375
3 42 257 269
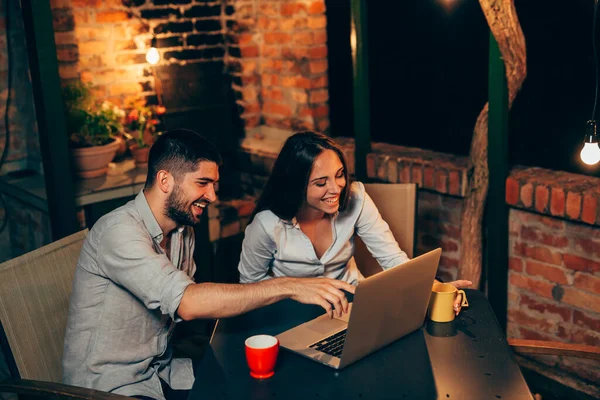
447 280 472 315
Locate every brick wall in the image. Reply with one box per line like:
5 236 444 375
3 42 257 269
227 0 329 136
506 168 600 384
49 0 330 136
0 0 41 174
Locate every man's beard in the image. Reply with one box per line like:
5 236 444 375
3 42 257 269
165 186 199 227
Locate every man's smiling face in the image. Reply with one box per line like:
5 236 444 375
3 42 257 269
165 160 219 226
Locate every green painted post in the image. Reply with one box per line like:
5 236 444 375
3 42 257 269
21 0 79 240
487 33 509 332
351 0 371 182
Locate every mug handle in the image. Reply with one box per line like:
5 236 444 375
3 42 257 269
456 290 469 307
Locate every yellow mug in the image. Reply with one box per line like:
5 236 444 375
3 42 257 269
428 283 468 323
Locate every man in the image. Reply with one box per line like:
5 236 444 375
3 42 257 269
62 129 354 400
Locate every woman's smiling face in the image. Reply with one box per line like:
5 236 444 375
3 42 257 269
303 149 347 216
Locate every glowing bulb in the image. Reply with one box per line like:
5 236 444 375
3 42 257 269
580 142 600 165
146 47 160 65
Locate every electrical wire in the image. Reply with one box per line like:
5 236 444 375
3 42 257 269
592 0 599 120
0 0 12 234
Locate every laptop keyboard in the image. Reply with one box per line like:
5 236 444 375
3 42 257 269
309 329 347 357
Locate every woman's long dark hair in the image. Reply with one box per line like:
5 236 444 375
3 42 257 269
249 131 351 223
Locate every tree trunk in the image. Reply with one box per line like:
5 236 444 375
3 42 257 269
458 0 527 287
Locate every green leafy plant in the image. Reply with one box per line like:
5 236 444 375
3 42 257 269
62 81 125 148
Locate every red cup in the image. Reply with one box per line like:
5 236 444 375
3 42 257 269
244 334 279 379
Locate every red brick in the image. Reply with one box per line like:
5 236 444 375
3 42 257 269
309 60 328 74
309 45 328 59
550 187 565 217
309 89 328 104
308 0 326 14
576 238 600 258
508 309 555 332
513 242 563 265
519 293 573 322
257 17 278 30
307 16 327 29
518 327 557 342
506 177 519 206
509 256 524 272
264 32 291 45
313 31 327 44
525 261 569 284
448 170 460 196
243 115 260 128
317 118 329 132
262 88 284 102
563 254 600 273
366 154 376 179
574 272 600 294
439 255 459 269
435 169 448 193
399 162 411 183
440 224 460 239
56 45 78 62
240 45 259 57
570 327 600 346
582 194 598 225
263 102 293 117
573 310 600 332
292 32 313 45
280 3 305 16
535 185 549 213
72 0 102 6
509 273 555 299
520 226 568 248
411 165 423 187
260 3 281 16
565 191 582 220
423 166 435 189
441 239 459 253
561 286 600 312
518 182 533 207
310 75 328 89
96 11 129 23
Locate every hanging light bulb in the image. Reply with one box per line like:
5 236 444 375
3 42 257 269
146 37 160 65
581 120 600 165
581 0 600 165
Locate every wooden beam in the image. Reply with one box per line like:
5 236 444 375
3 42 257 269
486 32 509 332
20 0 79 240
350 0 371 181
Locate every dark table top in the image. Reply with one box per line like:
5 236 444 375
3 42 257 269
191 289 533 400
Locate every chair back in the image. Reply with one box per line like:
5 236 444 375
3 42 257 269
0 230 87 383
354 183 417 277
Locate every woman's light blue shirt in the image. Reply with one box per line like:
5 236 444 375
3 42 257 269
238 182 409 285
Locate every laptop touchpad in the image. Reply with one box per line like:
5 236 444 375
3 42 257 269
306 317 347 335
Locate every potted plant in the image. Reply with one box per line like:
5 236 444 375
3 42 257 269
123 99 166 167
63 82 125 179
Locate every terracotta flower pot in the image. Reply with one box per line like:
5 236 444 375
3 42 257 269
71 140 120 179
129 143 151 167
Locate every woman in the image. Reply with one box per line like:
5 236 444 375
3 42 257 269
238 132 470 313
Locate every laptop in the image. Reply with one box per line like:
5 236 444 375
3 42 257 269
276 248 442 369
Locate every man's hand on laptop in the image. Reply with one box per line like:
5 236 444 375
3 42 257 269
284 277 355 319
448 279 472 315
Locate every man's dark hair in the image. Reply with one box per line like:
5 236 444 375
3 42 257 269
145 129 222 188
250 131 351 223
